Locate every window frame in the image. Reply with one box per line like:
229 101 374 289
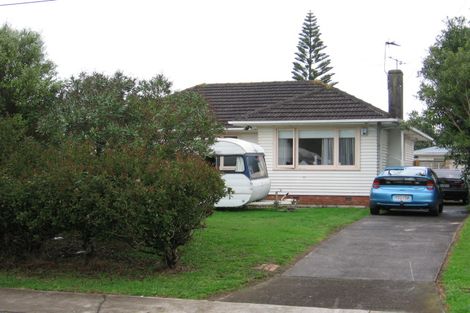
296 129 336 169
275 127 361 170
338 129 358 167
218 155 245 173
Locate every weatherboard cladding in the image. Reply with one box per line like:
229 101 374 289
192 81 390 124
257 127 379 197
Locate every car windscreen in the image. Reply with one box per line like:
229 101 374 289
381 168 427 177
377 177 430 186
434 170 463 179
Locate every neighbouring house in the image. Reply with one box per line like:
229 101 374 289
414 146 460 169
192 70 432 206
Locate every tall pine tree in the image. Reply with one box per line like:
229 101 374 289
292 11 336 85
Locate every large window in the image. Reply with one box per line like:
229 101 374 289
276 128 359 169
298 130 334 165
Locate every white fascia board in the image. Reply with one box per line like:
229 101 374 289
407 127 434 142
225 127 258 133
228 118 400 126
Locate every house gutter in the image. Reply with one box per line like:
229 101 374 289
228 118 400 126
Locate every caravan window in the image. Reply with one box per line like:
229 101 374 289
247 155 268 179
218 156 245 173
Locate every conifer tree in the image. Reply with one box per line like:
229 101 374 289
292 11 336 85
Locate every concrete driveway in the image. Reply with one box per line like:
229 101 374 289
220 205 468 313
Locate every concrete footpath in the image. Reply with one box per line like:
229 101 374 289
220 206 468 313
0 288 390 313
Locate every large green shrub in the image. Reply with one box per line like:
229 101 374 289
0 174 28 255
0 27 225 267
0 132 77 255
0 116 27 163
136 156 225 268
0 141 63 255
0 137 225 267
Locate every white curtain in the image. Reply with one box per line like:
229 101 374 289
322 138 334 165
278 139 293 165
235 156 245 172
339 138 355 165
278 130 293 165
339 130 355 166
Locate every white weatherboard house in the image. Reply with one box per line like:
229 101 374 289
414 146 461 169
193 70 431 206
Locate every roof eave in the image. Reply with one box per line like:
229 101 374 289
228 118 400 127
405 127 434 142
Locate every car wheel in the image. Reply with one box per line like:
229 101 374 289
439 202 444 213
370 206 380 215
429 203 440 216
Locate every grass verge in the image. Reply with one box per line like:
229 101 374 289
441 209 470 313
0 207 367 299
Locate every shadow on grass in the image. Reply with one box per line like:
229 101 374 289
0 238 171 279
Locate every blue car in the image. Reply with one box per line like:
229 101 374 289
369 166 443 216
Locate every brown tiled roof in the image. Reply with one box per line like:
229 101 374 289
191 81 390 125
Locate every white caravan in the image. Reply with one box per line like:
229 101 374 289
211 138 271 208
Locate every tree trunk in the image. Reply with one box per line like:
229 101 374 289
164 248 179 269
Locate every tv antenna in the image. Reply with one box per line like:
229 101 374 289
388 56 406 69
0 0 56 6
384 41 402 73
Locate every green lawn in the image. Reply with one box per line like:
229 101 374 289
0 207 367 299
441 211 470 313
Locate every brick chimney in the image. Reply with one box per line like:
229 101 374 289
388 69 403 120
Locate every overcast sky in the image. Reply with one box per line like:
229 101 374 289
1 0 469 117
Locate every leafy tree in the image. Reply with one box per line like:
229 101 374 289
141 91 224 158
0 24 225 268
40 72 169 153
418 17 470 172
40 71 222 158
403 110 436 150
40 72 145 153
137 73 173 101
0 24 59 136
292 11 336 85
